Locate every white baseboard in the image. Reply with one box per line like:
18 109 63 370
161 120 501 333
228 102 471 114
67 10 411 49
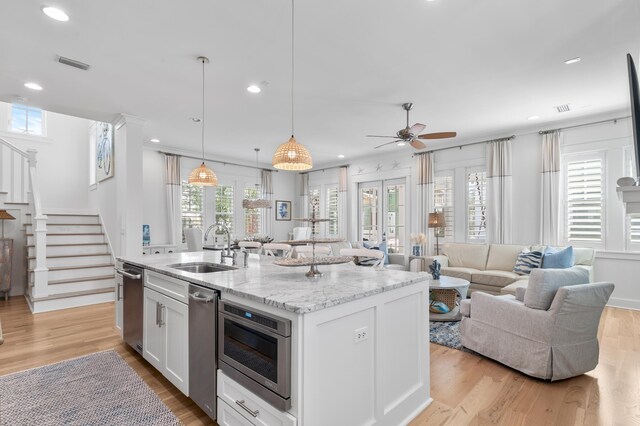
607 297 640 311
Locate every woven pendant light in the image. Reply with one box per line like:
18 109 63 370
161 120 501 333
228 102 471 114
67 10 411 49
188 56 218 186
272 0 313 171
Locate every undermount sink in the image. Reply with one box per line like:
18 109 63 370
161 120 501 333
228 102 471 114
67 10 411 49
168 262 237 274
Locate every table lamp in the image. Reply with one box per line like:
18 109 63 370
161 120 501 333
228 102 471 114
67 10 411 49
0 210 15 239
428 212 446 255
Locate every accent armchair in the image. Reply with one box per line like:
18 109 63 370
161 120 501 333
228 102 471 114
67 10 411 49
460 268 614 381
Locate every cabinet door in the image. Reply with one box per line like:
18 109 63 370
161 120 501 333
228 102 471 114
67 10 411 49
115 274 123 335
162 294 189 395
143 287 164 371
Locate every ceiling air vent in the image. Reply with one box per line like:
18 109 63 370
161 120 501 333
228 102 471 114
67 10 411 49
555 104 571 113
57 56 91 71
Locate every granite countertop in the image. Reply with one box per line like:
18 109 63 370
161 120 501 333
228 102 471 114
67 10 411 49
118 252 429 314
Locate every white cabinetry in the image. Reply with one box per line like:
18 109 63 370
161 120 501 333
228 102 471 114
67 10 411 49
143 273 189 396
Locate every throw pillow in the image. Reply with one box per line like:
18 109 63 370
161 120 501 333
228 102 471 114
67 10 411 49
542 246 575 269
524 266 590 310
513 249 543 275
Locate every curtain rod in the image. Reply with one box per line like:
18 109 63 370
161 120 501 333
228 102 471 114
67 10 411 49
412 135 515 157
158 150 278 172
300 164 350 174
538 115 631 134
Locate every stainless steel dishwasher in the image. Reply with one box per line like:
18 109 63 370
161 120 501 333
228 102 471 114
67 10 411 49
116 263 144 355
188 284 219 421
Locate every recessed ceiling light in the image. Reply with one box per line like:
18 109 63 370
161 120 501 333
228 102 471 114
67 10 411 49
527 115 540 120
24 82 43 91
191 117 201 122
337 154 345 158
150 138 160 143
41 6 69 22
397 141 406 146
247 85 261 93
564 57 581 65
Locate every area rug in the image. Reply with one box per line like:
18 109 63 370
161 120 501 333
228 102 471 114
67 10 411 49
0 350 181 426
430 320 466 350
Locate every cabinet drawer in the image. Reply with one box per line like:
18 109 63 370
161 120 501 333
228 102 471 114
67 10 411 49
145 270 188 304
218 398 255 426
218 370 296 426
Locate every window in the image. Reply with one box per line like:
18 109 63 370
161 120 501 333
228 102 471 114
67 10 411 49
181 181 204 242
309 187 321 235
360 185 380 243
10 104 44 135
565 155 604 243
434 172 454 238
385 182 406 254
244 185 263 236
628 215 640 244
215 185 234 234
358 179 406 254
467 170 486 241
326 185 339 237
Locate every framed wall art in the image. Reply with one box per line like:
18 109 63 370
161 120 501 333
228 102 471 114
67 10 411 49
275 200 291 221
96 121 114 181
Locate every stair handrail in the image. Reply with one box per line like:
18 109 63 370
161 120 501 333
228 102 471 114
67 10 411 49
0 136 30 158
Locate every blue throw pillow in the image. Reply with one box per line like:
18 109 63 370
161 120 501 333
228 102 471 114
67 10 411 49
377 241 390 265
542 246 574 269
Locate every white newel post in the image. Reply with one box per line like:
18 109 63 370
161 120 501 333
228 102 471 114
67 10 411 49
27 149 48 298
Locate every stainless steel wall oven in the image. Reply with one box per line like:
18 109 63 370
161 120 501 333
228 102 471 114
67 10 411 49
218 300 292 411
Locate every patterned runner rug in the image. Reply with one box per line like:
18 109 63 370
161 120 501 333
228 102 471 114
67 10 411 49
429 321 466 350
0 350 181 426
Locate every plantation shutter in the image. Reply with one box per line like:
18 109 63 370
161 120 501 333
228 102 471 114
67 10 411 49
467 171 487 241
434 173 454 238
566 158 603 242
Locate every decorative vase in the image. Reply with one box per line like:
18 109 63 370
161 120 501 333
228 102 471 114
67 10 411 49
428 259 441 280
412 245 423 256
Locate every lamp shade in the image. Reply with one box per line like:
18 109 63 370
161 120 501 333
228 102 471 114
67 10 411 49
428 212 445 228
188 162 218 186
0 210 15 221
272 136 313 171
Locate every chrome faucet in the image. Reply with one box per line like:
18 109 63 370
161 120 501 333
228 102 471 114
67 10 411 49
205 222 236 265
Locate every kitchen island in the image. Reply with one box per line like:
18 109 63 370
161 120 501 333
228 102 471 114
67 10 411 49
118 251 431 426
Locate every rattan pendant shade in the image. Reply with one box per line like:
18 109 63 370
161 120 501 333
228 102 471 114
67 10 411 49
272 136 312 171
188 162 218 186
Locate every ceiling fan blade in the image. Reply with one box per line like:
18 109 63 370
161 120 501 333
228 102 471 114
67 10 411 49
374 140 403 149
410 139 426 150
366 135 398 138
418 131 457 139
408 123 426 135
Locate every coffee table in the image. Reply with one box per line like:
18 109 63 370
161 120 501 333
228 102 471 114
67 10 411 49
429 275 470 322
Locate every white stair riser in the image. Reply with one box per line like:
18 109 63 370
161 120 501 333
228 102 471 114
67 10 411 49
27 234 105 245
30 291 114 313
28 244 108 257
46 279 115 295
25 224 103 234
29 254 113 269
29 215 100 225
31 266 114 282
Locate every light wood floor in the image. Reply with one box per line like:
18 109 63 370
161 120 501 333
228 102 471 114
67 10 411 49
0 297 638 425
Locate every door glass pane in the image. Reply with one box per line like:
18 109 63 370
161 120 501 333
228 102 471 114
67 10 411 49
360 186 379 242
385 183 405 254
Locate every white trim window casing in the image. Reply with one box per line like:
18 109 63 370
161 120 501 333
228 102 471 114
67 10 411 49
562 151 606 248
434 171 454 239
215 184 234 234
466 169 487 242
9 104 46 136
181 181 204 242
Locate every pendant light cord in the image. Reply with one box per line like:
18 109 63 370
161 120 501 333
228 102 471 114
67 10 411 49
291 0 295 137
201 58 206 160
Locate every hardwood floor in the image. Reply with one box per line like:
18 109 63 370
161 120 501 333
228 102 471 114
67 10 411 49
0 297 638 425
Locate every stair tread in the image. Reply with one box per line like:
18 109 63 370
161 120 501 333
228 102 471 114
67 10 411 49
28 287 114 302
26 242 108 248
26 233 104 236
27 253 112 260
29 263 114 272
48 274 115 285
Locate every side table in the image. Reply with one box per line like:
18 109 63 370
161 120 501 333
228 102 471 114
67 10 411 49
429 275 470 322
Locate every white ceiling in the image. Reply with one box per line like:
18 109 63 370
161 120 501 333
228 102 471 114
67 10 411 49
1 0 639 167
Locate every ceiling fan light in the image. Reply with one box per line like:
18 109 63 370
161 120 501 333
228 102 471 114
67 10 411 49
188 162 218 186
397 141 406 146
272 136 313 170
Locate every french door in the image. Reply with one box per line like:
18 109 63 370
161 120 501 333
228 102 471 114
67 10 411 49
358 178 407 254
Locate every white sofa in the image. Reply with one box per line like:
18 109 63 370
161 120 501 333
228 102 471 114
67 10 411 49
414 242 595 295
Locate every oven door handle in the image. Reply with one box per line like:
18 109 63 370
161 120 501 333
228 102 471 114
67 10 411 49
220 311 284 339
116 269 141 280
235 400 259 418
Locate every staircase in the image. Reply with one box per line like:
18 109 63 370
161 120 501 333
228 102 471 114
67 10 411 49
25 213 115 313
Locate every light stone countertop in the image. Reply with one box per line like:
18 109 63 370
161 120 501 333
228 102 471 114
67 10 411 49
118 252 429 314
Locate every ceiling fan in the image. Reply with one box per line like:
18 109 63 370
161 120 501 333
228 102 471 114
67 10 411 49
367 103 457 150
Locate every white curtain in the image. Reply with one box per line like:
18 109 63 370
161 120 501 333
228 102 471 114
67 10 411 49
338 166 349 239
486 139 513 244
164 154 182 246
261 170 273 236
540 131 561 245
416 152 434 254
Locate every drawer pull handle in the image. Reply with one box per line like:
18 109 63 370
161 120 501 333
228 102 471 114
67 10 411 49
235 399 259 417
